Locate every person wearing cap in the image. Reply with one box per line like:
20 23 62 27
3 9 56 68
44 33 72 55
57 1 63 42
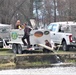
22 23 31 48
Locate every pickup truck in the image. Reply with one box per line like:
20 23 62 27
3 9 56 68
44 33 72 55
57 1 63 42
47 21 76 51
0 24 11 48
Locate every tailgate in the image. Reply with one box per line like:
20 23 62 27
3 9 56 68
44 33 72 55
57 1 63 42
71 25 76 42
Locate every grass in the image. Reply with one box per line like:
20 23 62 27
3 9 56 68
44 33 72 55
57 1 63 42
0 48 14 55
0 48 76 55
0 49 75 69
0 62 16 69
67 59 76 63
17 61 51 68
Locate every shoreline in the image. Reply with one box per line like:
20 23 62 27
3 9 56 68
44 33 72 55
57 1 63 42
0 53 75 69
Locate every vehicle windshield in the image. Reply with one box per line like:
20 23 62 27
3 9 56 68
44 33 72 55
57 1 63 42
47 24 52 30
47 24 57 32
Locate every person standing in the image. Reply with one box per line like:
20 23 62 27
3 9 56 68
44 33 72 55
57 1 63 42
22 23 31 48
15 20 22 29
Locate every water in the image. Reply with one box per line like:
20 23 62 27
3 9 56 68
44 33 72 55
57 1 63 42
0 67 76 75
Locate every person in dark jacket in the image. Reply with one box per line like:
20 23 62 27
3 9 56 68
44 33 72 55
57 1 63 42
43 40 52 53
45 40 51 47
22 23 31 48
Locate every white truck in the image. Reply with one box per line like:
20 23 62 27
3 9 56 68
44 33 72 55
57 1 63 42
47 21 76 51
8 29 51 54
0 24 11 48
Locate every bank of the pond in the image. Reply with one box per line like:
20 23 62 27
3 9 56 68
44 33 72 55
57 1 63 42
0 52 76 69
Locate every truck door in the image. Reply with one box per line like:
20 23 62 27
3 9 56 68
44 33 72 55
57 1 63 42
48 24 58 43
48 24 62 44
71 25 76 42
54 25 63 44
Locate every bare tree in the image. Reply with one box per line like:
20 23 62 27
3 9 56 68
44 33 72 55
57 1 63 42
0 0 33 28
1 0 76 27
57 0 76 21
53 0 57 22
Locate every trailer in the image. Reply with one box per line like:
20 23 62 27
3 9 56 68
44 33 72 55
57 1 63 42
8 29 52 54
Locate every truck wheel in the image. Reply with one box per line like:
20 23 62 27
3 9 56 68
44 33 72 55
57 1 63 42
0 38 3 48
62 41 69 51
12 44 18 54
17 44 22 54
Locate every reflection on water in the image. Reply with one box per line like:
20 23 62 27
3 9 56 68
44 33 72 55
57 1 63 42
0 67 76 75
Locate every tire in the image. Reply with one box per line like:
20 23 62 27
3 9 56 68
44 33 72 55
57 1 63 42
0 38 3 48
62 41 69 51
17 44 22 54
12 44 18 54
